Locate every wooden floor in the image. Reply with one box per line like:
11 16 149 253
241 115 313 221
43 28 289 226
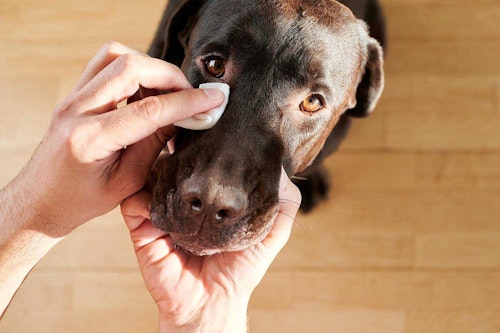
1 0 499 332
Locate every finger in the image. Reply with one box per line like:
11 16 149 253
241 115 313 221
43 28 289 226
118 125 174 171
95 87 224 154
131 220 169 252
260 169 302 254
121 191 174 253
110 131 173 196
121 190 152 231
76 54 192 114
73 41 147 92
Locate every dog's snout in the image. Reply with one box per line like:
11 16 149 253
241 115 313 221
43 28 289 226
180 180 247 223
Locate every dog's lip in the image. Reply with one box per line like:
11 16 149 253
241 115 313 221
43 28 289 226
168 204 280 255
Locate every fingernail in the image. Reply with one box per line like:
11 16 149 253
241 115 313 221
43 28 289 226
203 88 224 99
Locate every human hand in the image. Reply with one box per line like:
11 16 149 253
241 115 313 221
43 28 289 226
121 170 301 332
14 41 224 237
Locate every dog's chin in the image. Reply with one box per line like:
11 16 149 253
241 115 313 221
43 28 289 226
151 194 280 256
169 221 275 256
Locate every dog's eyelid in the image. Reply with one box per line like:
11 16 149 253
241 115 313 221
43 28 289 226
200 41 229 57
310 83 332 100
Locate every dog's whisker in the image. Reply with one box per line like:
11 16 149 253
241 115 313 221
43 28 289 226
288 217 307 234
278 199 302 207
277 211 307 233
277 211 298 224
291 176 308 181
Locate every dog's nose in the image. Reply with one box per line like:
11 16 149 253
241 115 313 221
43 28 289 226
180 183 247 223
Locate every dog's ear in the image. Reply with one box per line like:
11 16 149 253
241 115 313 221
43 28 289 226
148 0 206 66
345 35 385 118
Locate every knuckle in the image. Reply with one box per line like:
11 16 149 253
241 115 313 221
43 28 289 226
182 88 198 105
136 96 163 124
112 54 144 95
169 63 184 77
114 53 140 76
101 40 123 55
65 120 100 162
52 92 81 120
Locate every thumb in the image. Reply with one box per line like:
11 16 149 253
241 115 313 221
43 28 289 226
260 168 302 254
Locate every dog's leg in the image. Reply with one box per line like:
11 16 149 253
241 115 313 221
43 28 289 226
294 165 331 213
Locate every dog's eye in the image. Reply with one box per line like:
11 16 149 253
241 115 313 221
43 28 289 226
300 95 324 113
205 56 225 78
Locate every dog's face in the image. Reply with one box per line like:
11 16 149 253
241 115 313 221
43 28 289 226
151 0 384 255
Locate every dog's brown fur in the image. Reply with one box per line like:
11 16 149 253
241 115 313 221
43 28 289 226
149 0 385 255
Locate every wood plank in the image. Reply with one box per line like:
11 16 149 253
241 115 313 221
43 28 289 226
381 75 497 114
0 78 55 151
0 151 34 188
38 209 138 270
0 270 157 332
497 78 500 114
274 186 500 269
252 271 500 310
1 309 158 333
72 271 154 311
325 152 500 190
386 41 500 76
415 232 500 268
277 230 414 269
343 74 498 150
0 0 164 77
406 310 500 333
384 3 500 41
384 104 500 149
303 189 500 233
248 309 405 333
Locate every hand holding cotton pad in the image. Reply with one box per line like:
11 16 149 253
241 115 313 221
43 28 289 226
174 82 230 130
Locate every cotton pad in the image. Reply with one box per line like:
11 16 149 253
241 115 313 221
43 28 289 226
174 82 230 130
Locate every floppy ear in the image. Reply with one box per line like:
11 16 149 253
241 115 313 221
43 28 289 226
148 0 207 66
345 36 385 118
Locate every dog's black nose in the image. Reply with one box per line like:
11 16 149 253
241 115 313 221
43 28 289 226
180 182 247 223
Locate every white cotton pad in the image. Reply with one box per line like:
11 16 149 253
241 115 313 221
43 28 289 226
174 82 230 130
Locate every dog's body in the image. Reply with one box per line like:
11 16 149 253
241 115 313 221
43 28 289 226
149 0 385 255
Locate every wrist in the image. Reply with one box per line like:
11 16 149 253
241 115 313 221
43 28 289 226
158 294 249 333
0 176 64 316
4 157 79 238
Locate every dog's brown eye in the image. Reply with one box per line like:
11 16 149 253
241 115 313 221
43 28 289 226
205 57 225 78
300 95 324 113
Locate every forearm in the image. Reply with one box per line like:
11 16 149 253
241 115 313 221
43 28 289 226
0 175 63 317
0 228 61 317
158 295 249 333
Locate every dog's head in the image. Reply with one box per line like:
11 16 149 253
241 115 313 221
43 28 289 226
151 0 384 255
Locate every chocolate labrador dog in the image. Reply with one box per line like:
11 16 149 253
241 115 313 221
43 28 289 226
148 0 385 255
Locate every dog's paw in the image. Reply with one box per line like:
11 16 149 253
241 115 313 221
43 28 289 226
293 166 331 213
